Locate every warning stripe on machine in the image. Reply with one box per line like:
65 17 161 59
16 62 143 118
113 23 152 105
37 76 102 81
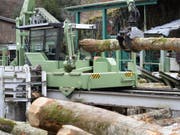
90 73 101 79
125 72 134 77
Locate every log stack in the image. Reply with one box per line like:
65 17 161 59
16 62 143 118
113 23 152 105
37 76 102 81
1 97 180 135
27 97 180 135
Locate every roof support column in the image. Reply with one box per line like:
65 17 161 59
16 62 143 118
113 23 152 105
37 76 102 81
75 12 80 24
140 6 147 68
75 12 80 51
102 9 107 57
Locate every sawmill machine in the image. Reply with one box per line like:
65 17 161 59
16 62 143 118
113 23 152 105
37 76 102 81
11 0 141 96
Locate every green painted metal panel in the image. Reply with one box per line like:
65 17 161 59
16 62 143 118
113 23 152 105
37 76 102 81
25 52 63 72
65 0 157 12
47 72 136 91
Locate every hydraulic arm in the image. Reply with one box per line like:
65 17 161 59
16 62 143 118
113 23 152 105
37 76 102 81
127 0 140 27
15 0 35 66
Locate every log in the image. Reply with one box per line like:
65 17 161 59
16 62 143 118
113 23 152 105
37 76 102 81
131 108 172 123
28 97 180 135
0 118 48 135
57 125 93 135
79 38 180 52
79 39 120 52
0 130 12 135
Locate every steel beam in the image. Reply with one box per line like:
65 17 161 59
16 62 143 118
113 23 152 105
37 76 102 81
47 90 180 111
65 0 157 12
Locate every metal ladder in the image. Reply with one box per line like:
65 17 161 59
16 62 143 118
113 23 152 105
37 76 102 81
0 65 46 118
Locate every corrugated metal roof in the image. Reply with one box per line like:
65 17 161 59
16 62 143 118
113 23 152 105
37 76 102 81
0 16 15 24
145 19 180 37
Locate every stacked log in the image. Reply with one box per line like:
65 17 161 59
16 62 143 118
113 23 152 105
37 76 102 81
1 97 179 135
79 38 180 52
131 108 172 123
0 118 48 135
27 97 180 135
0 118 92 135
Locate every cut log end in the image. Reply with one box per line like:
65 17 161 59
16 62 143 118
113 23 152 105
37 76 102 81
28 97 55 127
57 125 93 135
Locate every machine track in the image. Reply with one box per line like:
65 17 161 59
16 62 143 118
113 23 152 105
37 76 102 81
47 87 180 110
120 88 180 96
48 87 180 98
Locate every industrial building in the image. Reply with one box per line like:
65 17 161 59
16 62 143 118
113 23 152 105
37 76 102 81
0 0 179 134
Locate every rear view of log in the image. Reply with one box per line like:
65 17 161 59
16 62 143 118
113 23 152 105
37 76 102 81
57 125 93 135
0 118 48 135
28 97 180 135
79 38 180 52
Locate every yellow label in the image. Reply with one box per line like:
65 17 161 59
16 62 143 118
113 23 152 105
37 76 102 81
125 72 134 77
90 73 101 79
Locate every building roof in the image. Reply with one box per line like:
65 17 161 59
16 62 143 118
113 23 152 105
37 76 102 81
145 19 180 37
0 16 15 24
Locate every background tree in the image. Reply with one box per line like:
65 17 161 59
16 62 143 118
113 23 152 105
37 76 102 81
37 0 81 21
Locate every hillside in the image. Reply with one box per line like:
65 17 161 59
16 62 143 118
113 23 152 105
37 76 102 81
0 0 179 29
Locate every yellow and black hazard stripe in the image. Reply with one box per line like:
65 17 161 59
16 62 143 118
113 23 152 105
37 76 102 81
124 72 134 77
90 73 101 79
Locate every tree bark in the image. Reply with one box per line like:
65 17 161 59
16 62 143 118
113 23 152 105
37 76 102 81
79 39 120 52
131 108 172 123
79 38 180 52
57 125 93 135
28 97 180 135
0 118 48 135
155 117 180 126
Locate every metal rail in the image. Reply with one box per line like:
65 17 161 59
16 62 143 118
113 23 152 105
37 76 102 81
47 88 180 110
137 66 163 82
159 71 180 88
65 0 157 12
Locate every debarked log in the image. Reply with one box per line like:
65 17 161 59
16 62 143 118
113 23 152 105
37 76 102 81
79 38 180 52
28 97 180 135
0 118 48 135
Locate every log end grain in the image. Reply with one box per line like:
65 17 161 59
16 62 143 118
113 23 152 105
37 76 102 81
57 125 93 135
28 97 54 127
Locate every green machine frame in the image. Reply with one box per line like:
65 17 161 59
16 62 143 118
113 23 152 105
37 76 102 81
14 0 157 96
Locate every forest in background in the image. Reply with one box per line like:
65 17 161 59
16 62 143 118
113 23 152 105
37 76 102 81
0 0 179 30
